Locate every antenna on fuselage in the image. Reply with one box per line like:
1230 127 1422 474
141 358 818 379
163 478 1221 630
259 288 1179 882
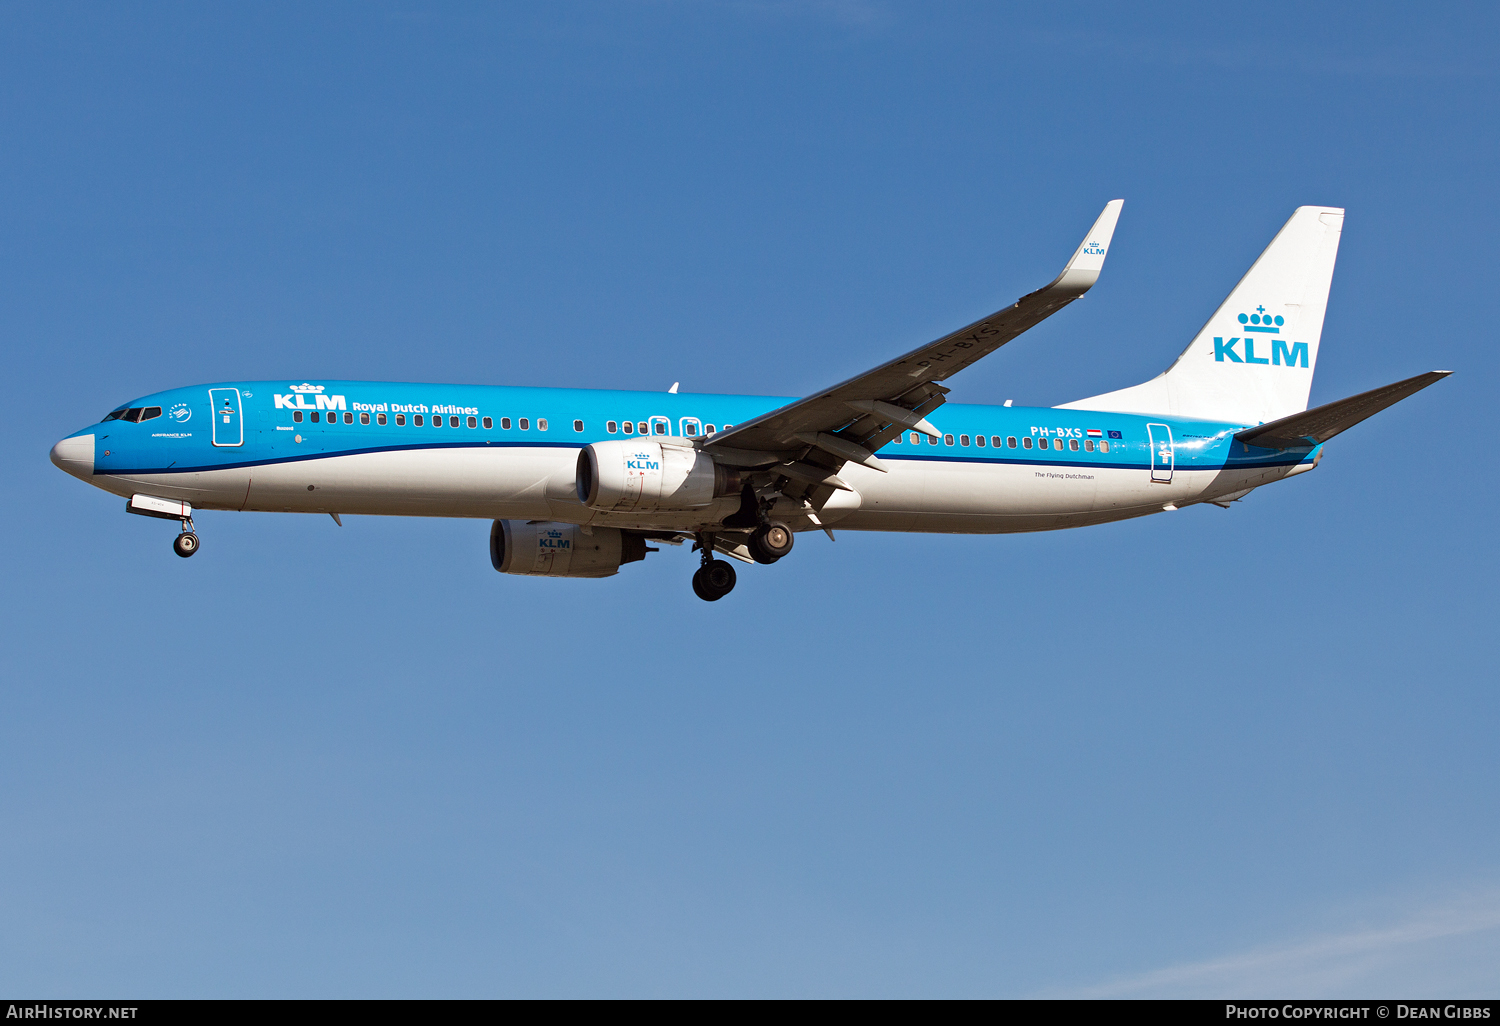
668 382 679 393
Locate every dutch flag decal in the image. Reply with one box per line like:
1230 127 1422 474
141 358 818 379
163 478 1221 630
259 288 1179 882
1086 428 1103 438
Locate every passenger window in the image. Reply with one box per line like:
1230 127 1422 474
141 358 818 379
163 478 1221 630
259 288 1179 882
1069 438 1079 451
975 435 985 446
705 424 716 434
622 421 633 434
574 419 584 432
538 419 548 431
311 411 321 423
482 417 491 429
519 418 529 430
606 421 617 433
891 433 901 444
638 422 648 434
1099 440 1110 453
396 414 405 426
1085 439 1094 452
377 413 387 425
722 424 732 431
1022 436 1032 449
344 412 353 424
927 433 938 445
944 434 954 445
681 418 700 437
360 412 370 425
959 434 970 446
652 419 668 435
294 410 304 423
501 417 511 430
433 415 442 428
910 432 920 444
1007 436 1017 448
468 416 477 428
414 415 424 426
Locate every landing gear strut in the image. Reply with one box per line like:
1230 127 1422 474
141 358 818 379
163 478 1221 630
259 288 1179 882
173 518 200 558
691 534 737 601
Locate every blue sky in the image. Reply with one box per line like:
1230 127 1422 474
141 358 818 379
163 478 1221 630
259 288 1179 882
3 1 1497 997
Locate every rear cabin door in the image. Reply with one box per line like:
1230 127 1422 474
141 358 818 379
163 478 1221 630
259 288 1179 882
208 388 244 447
1147 423 1173 483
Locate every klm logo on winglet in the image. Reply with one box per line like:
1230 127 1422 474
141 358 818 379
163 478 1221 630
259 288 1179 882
1081 239 1106 256
1212 306 1308 367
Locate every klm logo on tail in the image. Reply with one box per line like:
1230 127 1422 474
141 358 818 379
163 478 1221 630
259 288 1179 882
1212 307 1308 368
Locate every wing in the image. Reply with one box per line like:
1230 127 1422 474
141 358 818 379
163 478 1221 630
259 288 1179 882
704 200 1124 478
1235 370 1450 449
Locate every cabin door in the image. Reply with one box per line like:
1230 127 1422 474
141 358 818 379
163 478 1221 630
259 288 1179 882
1147 423 1174 483
208 388 243 447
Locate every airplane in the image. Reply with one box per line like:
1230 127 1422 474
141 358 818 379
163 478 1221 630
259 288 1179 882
50 201 1449 601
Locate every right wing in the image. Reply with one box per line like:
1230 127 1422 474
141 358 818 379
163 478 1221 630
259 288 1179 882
1236 370 1450 449
704 199 1124 472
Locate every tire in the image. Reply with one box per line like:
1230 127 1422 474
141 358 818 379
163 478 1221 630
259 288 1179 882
173 532 200 558
695 559 736 601
750 522 794 563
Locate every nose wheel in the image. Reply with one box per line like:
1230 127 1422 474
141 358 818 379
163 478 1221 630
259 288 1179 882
691 533 737 601
173 519 200 558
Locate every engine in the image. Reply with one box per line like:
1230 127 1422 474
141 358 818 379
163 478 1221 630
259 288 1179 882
576 439 741 513
490 520 648 578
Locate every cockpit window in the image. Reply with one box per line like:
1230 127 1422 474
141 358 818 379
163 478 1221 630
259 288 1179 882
102 409 127 422
139 407 162 422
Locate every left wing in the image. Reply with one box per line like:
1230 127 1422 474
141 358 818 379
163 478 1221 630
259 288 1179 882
703 200 1123 478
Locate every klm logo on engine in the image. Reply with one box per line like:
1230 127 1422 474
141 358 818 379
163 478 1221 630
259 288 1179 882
539 529 571 551
273 382 348 411
625 452 660 471
1212 307 1308 367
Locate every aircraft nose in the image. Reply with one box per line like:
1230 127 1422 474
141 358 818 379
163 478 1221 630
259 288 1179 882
50 433 95 480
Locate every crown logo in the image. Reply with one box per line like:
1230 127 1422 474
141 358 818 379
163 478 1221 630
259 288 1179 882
1237 306 1283 334
289 382 326 393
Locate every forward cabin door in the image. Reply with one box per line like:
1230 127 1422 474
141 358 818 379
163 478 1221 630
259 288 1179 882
208 388 244 447
1147 423 1174 483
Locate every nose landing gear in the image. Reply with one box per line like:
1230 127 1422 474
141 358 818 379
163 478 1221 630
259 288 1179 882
173 519 200 558
691 534 737 601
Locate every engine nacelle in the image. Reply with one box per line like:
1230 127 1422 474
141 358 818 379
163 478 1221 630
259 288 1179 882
490 520 647 578
576 439 740 513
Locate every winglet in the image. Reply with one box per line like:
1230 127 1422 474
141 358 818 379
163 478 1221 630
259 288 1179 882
1044 199 1123 295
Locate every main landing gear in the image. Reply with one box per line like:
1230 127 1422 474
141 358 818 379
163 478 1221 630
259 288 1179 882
691 534 737 602
173 519 200 558
749 521 793 564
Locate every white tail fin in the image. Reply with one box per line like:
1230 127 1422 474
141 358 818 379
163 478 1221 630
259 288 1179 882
1058 205 1344 425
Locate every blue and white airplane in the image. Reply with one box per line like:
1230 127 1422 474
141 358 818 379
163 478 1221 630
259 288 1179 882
50 202 1447 600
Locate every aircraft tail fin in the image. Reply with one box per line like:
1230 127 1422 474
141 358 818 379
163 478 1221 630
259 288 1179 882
1058 205 1345 425
1236 370 1450 449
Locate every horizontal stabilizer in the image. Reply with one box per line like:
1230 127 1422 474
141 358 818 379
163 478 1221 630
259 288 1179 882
1236 371 1450 449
